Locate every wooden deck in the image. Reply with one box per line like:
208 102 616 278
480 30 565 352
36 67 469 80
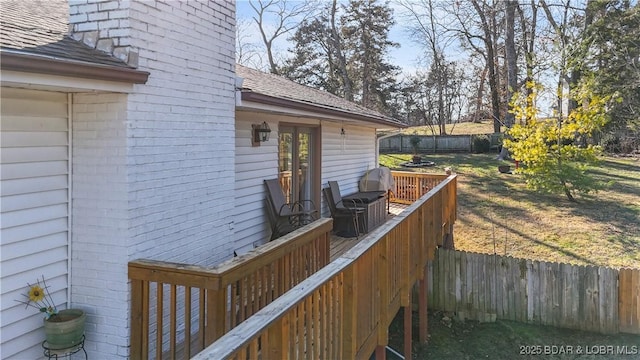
196 175 458 360
129 173 453 360
330 202 408 261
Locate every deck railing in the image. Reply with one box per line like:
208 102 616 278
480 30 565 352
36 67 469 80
193 174 457 360
390 171 448 204
128 218 332 359
282 170 446 205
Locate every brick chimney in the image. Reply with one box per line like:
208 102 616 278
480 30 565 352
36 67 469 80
68 0 138 66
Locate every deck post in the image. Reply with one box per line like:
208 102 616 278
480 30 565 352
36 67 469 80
375 345 386 360
404 303 412 359
205 288 226 345
129 278 145 360
209 287 226 343
419 265 429 343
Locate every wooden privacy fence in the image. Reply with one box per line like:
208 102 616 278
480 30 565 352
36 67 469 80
379 133 502 153
428 249 640 335
390 171 448 204
193 175 458 360
128 219 332 359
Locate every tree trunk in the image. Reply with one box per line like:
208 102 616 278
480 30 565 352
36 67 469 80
518 0 537 124
471 0 501 134
330 0 354 102
498 0 518 160
474 65 488 123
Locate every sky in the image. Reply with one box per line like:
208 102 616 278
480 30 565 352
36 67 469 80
234 0 568 117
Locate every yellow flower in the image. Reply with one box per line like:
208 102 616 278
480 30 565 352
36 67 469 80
28 285 45 302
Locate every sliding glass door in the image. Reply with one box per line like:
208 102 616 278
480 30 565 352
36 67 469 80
278 126 318 210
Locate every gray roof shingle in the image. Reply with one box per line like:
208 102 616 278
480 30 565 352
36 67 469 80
0 0 132 68
236 65 404 128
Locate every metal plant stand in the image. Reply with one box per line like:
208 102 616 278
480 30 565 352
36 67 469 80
42 335 87 359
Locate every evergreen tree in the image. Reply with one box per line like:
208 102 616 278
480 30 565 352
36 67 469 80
282 0 400 115
575 1 640 153
342 0 400 113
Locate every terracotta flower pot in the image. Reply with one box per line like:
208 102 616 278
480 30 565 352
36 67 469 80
43 309 86 349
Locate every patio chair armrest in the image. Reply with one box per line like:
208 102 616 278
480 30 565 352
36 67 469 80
281 201 318 217
295 199 317 211
335 205 364 215
277 203 297 216
337 198 364 208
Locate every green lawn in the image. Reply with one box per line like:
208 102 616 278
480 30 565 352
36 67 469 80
380 153 640 269
388 310 640 360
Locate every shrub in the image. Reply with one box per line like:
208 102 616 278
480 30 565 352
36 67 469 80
505 80 609 202
601 131 640 154
601 133 621 153
472 135 491 153
409 135 422 154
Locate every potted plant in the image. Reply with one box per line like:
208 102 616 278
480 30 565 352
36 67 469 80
17 276 86 349
409 135 422 164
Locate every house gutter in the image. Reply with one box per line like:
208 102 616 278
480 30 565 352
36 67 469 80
240 91 405 129
376 129 403 166
0 51 150 84
67 93 73 308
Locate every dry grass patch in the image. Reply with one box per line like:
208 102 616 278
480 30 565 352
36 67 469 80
401 121 497 135
379 153 640 268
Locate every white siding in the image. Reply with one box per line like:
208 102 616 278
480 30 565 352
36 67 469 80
234 112 289 249
321 123 377 216
234 110 378 246
0 88 70 359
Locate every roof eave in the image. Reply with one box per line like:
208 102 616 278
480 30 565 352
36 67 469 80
240 91 405 129
0 51 149 84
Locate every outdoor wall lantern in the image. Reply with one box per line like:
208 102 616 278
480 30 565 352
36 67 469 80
252 121 271 146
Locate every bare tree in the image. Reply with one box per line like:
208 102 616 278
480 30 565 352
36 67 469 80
448 0 504 133
497 0 517 160
517 0 539 124
249 0 316 74
236 17 263 69
539 0 591 120
398 0 458 134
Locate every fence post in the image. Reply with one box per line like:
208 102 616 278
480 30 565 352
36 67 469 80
619 268 640 334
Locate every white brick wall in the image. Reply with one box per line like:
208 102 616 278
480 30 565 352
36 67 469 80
72 92 130 358
125 0 236 266
69 1 236 358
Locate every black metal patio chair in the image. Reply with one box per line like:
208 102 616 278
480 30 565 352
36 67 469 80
264 178 318 240
324 181 365 238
